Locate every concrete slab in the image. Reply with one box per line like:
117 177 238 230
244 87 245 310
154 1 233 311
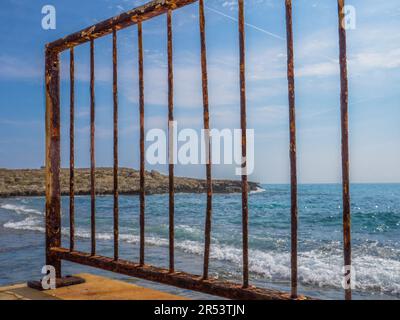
0 273 187 300
0 283 59 300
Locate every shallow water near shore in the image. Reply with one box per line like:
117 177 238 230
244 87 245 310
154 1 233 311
1 183 400 300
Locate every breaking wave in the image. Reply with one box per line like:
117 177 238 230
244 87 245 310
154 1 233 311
250 187 266 195
2 184 400 298
4 216 45 232
0 203 43 216
3 215 400 295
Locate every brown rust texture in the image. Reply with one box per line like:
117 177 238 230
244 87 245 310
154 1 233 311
167 9 175 273
69 48 75 252
198 0 213 280
46 0 198 53
113 29 119 261
337 0 352 301
45 49 62 278
238 0 249 289
285 0 298 299
51 248 313 300
43 0 326 301
90 39 96 256
138 22 146 266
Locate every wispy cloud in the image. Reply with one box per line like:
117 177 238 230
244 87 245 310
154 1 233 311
205 5 284 41
351 49 400 71
0 55 41 80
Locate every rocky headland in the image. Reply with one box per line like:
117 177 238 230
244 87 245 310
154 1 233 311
0 168 260 197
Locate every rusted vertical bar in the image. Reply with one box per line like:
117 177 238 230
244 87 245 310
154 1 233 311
69 48 75 252
167 10 175 273
198 0 213 280
113 28 119 261
45 48 62 277
238 0 249 288
337 0 352 301
138 22 146 266
90 39 96 256
285 0 298 299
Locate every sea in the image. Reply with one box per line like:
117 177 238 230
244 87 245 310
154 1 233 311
1 184 400 300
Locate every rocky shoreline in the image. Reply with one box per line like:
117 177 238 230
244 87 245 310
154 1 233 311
0 168 260 197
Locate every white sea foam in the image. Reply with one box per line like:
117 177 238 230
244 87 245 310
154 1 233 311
72 229 170 247
250 187 266 195
177 240 400 295
1 203 43 216
3 215 400 295
4 216 45 232
82 231 400 295
176 224 203 237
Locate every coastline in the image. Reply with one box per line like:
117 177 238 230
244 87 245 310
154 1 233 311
0 168 260 198
1 184 400 299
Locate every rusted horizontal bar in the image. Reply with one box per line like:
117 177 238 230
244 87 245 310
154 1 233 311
46 0 198 53
50 247 312 300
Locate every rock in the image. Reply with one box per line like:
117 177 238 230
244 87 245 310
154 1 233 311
0 168 260 197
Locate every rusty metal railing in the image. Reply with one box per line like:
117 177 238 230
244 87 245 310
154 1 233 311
45 0 351 300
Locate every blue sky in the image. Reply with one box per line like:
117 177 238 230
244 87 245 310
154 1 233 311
0 0 399 183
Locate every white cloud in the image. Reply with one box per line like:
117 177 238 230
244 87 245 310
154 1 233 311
296 61 338 77
351 49 400 71
0 55 41 80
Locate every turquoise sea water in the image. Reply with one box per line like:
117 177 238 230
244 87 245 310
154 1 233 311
1 184 400 300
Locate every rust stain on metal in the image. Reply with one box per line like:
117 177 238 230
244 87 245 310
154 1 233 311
51 247 314 300
337 0 352 301
167 9 175 273
46 0 199 53
43 0 339 301
198 0 213 281
113 28 119 261
285 0 298 299
90 39 96 256
138 22 146 266
238 0 249 289
69 48 75 252
45 49 62 278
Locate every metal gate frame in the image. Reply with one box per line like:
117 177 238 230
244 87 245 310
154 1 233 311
45 0 350 300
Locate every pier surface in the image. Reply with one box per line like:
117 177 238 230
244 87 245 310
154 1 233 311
0 273 186 300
